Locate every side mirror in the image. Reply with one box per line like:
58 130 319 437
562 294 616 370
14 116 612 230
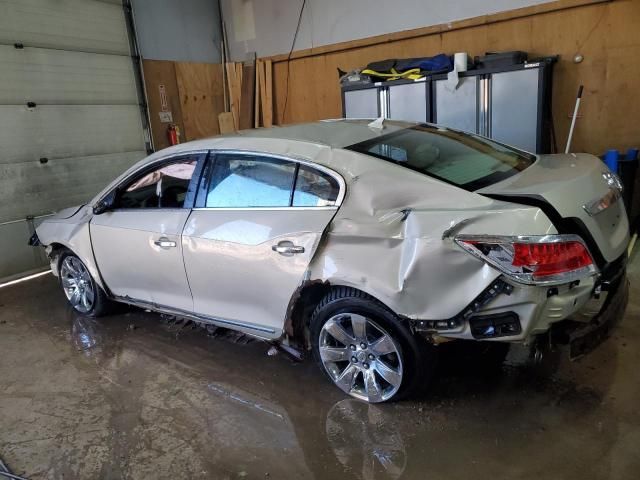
92 190 117 215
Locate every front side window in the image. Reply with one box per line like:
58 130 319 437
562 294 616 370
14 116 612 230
116 157 197 209
206 155 297 208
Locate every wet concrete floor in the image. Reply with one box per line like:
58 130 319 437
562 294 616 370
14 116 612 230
1 254 640 479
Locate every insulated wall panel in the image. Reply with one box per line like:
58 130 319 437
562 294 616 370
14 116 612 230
0 45 138 105
0 105 145 165
0 0 130 55
0 0 146 281
0 151 146 222
0 220 49 282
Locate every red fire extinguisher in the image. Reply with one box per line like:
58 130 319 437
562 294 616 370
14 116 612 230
167 124 180 146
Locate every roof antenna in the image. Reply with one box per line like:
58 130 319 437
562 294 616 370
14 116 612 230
368 117 384 131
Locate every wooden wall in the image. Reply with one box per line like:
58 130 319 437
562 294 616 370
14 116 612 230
142 60 187 151
269 0 640 155
175 62 225 141
143 60 255 150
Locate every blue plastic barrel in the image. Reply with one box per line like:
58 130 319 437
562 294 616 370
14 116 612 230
604 149 619 172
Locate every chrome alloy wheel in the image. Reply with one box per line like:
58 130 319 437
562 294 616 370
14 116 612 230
319 313 403 403
60 256 95 314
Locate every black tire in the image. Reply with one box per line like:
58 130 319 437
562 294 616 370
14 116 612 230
310 287 438 402
58 251 113 317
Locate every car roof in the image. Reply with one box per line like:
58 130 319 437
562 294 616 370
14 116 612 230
155 119 418 158
231 118 417 148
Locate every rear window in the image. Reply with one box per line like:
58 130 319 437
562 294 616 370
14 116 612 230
346 125 535 191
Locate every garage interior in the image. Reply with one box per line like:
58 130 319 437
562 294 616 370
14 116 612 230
1 0 639 478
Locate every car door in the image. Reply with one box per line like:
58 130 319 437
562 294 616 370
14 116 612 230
182 151 344 338
90 151 207 312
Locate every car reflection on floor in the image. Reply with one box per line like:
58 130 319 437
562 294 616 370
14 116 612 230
66 311 407 479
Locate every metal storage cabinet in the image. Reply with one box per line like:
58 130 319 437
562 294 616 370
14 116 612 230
387 81 428 123
343 86 381 119
343 79 430 123
433 76 478 134
341 58 555 154
490 68 540 153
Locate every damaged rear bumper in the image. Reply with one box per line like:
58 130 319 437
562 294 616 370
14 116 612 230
409 253 628 346
553 272 629 359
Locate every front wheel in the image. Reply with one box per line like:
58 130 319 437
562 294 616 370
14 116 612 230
311 287 437 403
58 252 112 316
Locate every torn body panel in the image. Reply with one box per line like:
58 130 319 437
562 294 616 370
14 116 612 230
35 205 107 291
306 155 557 326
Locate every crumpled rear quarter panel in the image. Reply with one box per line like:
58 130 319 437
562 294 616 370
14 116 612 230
308 153 557 321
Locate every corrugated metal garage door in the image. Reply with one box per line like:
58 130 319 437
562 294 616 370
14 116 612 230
0 0 148 282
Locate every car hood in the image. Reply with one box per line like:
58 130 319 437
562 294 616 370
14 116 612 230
478 153 629 263
48 204 86 221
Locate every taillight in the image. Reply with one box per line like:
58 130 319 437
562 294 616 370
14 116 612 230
455 235 597 285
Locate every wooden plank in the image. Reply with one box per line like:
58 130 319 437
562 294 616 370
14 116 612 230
263 59 273 128
254 59 261 127
218 112 235 134
266 0 610 63
234 63 242 128
240 64 255 130
142 59 186 151
225 62 242 130
175 62 224 141
258 60 267 127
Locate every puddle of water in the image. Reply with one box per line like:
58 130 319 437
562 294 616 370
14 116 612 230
2 274 639 479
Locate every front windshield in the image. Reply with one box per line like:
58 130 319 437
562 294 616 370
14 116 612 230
346 124 535 191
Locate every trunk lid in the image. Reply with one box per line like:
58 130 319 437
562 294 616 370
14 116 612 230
478 153 629 265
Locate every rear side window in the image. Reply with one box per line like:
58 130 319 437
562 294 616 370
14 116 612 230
203 154 341 208
292 165 340 207
206 155 296 208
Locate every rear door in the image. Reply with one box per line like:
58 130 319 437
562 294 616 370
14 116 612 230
182 151 343 338
90 152 206 311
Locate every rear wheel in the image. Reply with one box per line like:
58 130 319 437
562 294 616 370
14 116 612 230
311 287 437 403
58 252 111 316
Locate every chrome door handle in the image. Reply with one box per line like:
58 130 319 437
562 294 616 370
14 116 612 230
154 237 177 248
272 242 305 255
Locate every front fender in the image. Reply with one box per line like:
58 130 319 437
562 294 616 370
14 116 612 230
36 207 106 292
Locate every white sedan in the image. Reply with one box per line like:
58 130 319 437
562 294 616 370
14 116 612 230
32 119 629 402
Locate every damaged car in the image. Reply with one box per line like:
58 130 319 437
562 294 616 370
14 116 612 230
31 119 629 403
